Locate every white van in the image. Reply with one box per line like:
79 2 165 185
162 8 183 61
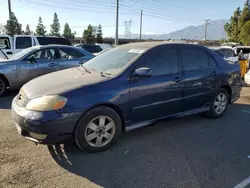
0 35 71 58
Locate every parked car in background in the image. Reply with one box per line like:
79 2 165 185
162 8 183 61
74 44 103 54
95 43 112 50
221 42 241 48
0 45 94 96
213 47 238 63
0 35 72 58
244 70 250 85
12 42 242 153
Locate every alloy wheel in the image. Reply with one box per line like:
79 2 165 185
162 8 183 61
84 116 116 148
213 93 227 115
0 79 5 96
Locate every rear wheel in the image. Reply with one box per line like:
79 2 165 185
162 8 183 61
0 76 8 97
74 106 122 153
206 88 229 118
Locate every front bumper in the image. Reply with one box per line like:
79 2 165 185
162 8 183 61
11 96 82 144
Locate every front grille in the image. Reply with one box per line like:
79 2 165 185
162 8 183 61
16 90 29 107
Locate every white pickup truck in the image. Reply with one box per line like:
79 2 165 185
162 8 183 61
0 35 71 59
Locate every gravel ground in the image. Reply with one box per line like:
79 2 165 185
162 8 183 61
1 88 250 188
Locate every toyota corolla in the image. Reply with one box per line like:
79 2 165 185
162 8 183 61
11 42 242 153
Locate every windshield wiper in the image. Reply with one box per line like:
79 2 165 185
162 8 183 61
81 66 91 74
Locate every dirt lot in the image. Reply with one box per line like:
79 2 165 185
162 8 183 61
1 88 250 188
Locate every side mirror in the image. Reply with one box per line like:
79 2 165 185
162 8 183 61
27 56 36 64
133 67 152 77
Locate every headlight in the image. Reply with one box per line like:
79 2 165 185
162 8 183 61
26 95 67 111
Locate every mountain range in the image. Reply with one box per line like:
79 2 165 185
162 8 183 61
120 19 229 41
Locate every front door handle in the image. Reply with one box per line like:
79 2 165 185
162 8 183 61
6 51 13 55
48 63 58 67
211 71 217 76
174 77 182 83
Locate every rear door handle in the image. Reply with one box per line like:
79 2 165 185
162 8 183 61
6 51 13 55
48 63 58 67
174 77 182 83
211 71 217 76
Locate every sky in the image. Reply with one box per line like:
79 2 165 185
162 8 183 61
0 0 246 37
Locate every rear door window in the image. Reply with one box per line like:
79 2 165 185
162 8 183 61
180 48 210 71
58 48 85 60
16 37 32 49
225 49 236 58
214 49 227 57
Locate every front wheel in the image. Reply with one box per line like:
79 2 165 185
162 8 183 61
207 88 229 118
0 77 8 97
74 106 122 153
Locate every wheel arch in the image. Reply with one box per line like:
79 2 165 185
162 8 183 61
0 74 10 88
220 85 232 103
74 103 126 133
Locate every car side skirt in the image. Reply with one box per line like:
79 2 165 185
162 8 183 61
125 106 210 131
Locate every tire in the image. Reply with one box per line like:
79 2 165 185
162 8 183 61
74 106 122 153
0 76 8 97
206 88 229 118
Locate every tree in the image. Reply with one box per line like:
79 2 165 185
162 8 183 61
96 24 103 43
83 24 95 43
224 7 241 42
50 13 60 36
36 17 46 36
239 0 250 29
62 23 75 40
24 24 31 35
239 20 250 45
5 12 22 36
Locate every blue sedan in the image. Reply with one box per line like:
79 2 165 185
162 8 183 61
11 42 242 153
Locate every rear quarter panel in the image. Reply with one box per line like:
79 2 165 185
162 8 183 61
211 50 242 99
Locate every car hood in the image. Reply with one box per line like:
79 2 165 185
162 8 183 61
22 67 108 99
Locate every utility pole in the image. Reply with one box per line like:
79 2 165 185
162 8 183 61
204 19 210 42
115 0 119 45
140 10 143 40
8 0 12 18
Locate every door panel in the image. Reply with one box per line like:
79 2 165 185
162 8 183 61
18 48 59 85
130 74 184 122
180 47 220 111
129 46 184 123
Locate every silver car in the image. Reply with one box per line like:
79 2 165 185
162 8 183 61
0 45 94 96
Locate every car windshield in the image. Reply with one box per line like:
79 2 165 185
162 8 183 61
9 47 36 60
83 48 144 76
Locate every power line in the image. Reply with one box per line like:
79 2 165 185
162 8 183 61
18 0 135 15
122 0 204 21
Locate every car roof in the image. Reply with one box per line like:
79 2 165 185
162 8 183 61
37 44 75 48
118 42 206 50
